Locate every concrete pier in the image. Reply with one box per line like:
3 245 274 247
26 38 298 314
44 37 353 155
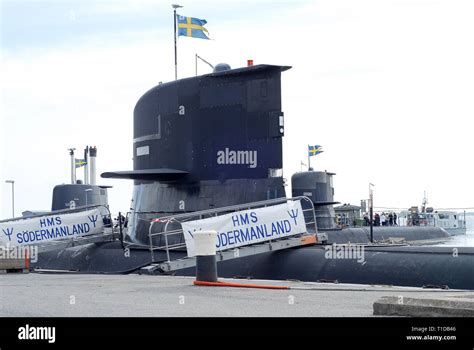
374 295 474 317
1 273 473 317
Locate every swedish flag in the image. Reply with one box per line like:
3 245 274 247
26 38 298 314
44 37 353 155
75 159 87 168
308 145 323 157
177 15 209 39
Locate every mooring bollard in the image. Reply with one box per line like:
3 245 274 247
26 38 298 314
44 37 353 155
194 230 218 282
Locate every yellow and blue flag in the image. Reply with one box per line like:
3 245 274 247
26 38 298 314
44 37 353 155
177 15 209 39
75 159 87 168
308 145 323 157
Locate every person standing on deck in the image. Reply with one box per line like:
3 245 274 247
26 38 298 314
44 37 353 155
363 212 370 226
374 213 380 226
381 213 386 226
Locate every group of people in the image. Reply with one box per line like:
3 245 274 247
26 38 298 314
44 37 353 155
363 212 398 226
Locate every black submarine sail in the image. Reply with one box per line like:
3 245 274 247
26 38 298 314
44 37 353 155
102 64 290 245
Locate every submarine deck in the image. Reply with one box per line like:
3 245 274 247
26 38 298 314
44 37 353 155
1 274 473 317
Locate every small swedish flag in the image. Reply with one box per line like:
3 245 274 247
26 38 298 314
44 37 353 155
177 15 209 39
308 145 323 157
75 159 87 168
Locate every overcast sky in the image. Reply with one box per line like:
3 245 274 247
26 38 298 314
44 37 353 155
1 0 474 219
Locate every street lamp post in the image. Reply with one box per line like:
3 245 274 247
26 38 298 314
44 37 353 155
5 180 15 218
369 183 374 243
84 188 93 207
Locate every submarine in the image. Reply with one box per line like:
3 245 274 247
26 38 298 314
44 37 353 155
31 63 474 289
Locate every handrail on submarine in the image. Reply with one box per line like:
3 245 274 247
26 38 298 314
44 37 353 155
146 196 318 263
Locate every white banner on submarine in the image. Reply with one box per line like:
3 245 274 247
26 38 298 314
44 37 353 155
181 201 306 257
0 209 104 246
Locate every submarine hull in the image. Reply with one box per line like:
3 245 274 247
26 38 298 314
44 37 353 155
34 241 474 290
179 245 474 290
325 226 451 244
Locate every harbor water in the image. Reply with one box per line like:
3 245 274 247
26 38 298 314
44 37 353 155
437 214 474 247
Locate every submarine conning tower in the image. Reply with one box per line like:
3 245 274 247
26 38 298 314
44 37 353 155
291 171 338 230
102 64 291 244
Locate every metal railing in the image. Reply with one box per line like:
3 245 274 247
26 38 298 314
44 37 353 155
400 219 467 230
146 196 318 263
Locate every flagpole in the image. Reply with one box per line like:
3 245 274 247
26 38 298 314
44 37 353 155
172 4 183 80
308 145 311 171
